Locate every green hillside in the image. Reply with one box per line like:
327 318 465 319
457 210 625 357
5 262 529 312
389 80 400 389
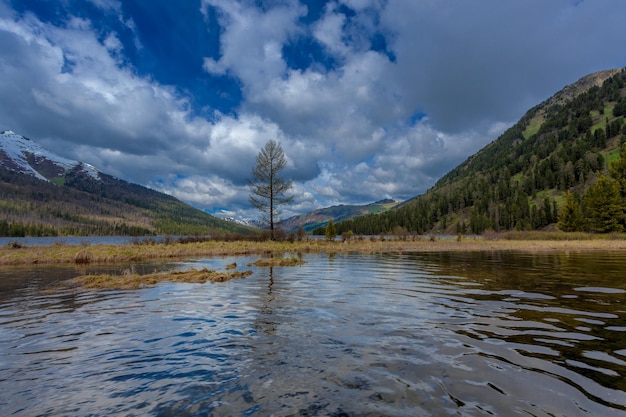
334 68 626 235
0 166 252 237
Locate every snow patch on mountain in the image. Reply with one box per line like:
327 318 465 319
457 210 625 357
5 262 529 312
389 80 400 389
222 217 257 227
0 130 100 181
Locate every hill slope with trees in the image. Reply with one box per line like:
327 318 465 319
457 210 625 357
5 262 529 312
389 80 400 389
331 68 626 236
0 133 252 237
0 167 253 237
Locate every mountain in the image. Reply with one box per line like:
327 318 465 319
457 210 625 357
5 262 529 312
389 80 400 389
277 199 399 233
0 130 100 182
331 68 626 235
0 130 252 237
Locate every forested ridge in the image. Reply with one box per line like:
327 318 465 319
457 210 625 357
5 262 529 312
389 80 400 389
0 165 251 237
332 68 626 236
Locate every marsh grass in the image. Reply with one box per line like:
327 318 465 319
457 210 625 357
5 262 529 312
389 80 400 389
3 234 626 267
501 230 626 241
248 256 305 267
74 251 93 264
71 268 254 290
71 254 306 290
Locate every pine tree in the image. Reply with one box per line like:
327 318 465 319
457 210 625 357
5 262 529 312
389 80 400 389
609 142 626 227
609 143 626 194
325 219 337 241
557 191 585 232
583 175 624 233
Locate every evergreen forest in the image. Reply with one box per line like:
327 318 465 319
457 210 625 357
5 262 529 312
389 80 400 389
328 68 626 236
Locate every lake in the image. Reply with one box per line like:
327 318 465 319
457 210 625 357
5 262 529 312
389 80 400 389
1 251 625 416
0 236 174 247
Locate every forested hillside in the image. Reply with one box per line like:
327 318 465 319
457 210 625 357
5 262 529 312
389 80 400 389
0 166 251 237
332 68 626 235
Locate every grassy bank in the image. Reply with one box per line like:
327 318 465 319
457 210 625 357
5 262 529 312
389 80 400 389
3 234 626 267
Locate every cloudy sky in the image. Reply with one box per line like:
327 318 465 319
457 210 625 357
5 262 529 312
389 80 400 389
1 0 625 221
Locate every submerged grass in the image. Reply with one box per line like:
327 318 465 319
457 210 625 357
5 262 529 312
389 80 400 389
248 256 305 267
3 233 626 267
71 268 254 290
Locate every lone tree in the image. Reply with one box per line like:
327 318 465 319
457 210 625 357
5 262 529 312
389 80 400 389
249 140 293 239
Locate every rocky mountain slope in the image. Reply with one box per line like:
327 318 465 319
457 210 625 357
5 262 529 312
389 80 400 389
276 199 398 233
0 130 252 237
0 130 99 182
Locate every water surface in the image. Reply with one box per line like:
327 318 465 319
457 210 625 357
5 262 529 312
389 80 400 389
1 251 625 416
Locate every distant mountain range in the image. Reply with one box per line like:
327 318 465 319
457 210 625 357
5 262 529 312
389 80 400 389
277 199 399 233
0 130 252 237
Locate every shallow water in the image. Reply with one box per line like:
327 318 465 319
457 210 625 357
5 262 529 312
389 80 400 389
0 251 625 416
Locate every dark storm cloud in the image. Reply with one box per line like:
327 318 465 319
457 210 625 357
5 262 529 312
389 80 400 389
383 0 626 133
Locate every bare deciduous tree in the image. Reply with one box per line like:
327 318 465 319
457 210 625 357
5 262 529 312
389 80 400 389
248 140 293 239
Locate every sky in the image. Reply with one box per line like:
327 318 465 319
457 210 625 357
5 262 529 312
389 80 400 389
1 0 625 222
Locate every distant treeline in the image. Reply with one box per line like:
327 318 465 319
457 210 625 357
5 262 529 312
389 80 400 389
0 220 59 237
0 219 156 237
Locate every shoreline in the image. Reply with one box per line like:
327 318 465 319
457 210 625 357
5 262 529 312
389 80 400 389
2 237 626 267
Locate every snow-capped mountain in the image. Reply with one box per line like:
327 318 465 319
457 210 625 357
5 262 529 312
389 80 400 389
0 130 99 181
0 130 253 236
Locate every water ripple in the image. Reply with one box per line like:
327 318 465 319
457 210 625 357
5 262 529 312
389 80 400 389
1 252 625 415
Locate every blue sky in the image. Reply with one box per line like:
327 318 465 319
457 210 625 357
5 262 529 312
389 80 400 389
1 0 625 222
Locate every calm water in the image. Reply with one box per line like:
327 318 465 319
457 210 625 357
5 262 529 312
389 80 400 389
0 236 174 247
1 251 625 416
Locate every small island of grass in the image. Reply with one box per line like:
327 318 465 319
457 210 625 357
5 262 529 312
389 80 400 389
71 268 254 290
69 256 305 290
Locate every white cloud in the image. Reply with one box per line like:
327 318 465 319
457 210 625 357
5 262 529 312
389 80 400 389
156 174 242 207
313 5 348 57
1 10 211 161
201 0 305 90
103 32 123 53
88 0 122 13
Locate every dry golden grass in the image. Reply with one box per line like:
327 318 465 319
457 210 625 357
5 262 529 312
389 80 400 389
3 236 626 267
71 268 254 290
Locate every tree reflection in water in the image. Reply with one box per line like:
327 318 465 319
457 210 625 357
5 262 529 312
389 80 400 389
255 266 276 335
